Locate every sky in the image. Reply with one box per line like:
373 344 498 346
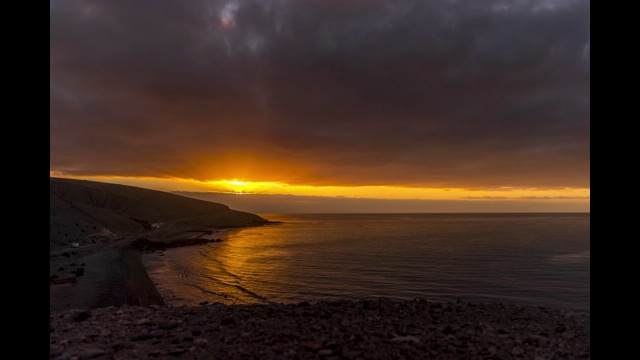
50 0 590 213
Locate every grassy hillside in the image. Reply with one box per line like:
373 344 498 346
50 177 268 250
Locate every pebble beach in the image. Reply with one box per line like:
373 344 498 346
50 298 589 359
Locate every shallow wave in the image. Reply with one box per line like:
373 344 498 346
146 213 590 312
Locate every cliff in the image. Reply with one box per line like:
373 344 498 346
50 177 268 251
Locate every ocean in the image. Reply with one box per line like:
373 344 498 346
142 213 590 313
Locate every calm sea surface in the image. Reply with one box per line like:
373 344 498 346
142 213 590 313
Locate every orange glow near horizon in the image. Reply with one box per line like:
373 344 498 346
49 173 591 203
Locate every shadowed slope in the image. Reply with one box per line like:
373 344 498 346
50 177 267 251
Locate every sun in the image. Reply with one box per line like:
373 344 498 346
227 180 247 186
212 179 284 194
221 180 247 193
226 180 249 193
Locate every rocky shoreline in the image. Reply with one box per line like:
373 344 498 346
50 298 589 359
50 230 590 359
50 240 590 359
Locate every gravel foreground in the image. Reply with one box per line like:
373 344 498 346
50 298 589 359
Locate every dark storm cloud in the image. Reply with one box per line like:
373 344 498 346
50 0 590 189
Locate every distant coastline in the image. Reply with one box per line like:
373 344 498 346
175 190 590 214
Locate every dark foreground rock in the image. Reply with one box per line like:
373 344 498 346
50 298 589 359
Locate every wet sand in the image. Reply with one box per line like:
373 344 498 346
50 246 163 313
